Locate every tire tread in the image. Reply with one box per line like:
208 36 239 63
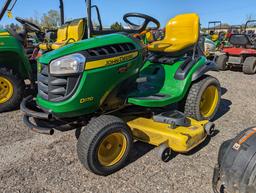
77 115 131 175
0 66 25 112
243 57 256 74
183 75 221 121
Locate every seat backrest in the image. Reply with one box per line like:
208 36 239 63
164 13 200 47
55 24 69 43
211 34 219 41
229 34 251 46
67 19 85 42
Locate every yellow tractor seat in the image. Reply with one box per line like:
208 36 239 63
211 34 219 42
148 13 200 55
39 24 69 51
51 18 86 50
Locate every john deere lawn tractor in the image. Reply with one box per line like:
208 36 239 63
22 13 221 176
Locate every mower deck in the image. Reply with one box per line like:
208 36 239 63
22 95 213 155
127 113 209 153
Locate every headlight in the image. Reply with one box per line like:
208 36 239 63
50 53 86 75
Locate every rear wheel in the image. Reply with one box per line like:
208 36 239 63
0 67 25 112
242 57 256 74
216 54 228 70
183 75 221 121
77 115 133 176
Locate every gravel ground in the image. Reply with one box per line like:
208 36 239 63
0 71 256 193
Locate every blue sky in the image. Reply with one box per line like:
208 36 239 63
1 0 256 28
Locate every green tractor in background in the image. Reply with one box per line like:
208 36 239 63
22 13 221 175
207 21 227 49
0 0 65 112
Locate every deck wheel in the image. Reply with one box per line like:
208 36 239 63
158 144 173 162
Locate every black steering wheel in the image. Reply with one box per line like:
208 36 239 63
15 17 42 33
123 13 160 33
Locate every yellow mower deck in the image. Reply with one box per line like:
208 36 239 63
127 117 208 153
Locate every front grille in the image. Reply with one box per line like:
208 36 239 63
38 64 80 102
87 43 136 57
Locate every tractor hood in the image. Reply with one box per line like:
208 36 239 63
39 33 140 64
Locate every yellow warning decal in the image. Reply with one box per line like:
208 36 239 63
85 51 138 70
7 11 13 18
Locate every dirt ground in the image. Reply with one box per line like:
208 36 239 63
0 71 256 193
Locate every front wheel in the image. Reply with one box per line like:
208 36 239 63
183 75 221 121
0 67 25 112
77 115 133 176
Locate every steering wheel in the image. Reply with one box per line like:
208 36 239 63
123 13 160 33
15 17 42 33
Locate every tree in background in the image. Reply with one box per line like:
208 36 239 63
3 9 61 31
41 10 61 29
5 9 61 31
110 22 123 31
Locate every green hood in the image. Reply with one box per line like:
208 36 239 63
39 33 137 64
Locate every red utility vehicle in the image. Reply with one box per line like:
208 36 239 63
216 20 256 74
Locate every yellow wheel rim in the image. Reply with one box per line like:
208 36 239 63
200 85 219 118
0 76 14 104
98 132 127 167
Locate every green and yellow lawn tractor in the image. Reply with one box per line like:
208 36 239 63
0 0 68 112
21 13 221 176
207 21 227 49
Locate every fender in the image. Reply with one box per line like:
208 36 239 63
0 33 32 79
0 51 31 79
192 61 218 81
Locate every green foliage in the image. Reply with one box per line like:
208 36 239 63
3 9 61 31
110 22 123 31
25 9 60 30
